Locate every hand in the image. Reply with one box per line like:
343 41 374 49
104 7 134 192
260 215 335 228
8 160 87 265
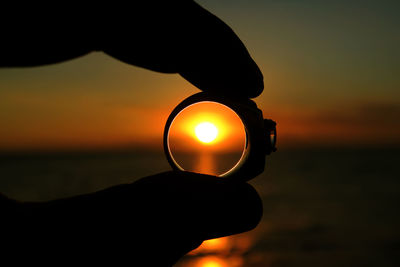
4 172 262 265
1 1 264 266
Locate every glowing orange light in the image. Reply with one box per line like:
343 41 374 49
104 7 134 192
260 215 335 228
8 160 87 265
189 237 231 255
201 261 223 267
195 256 228 267
201 238 229 251
195 122 219 143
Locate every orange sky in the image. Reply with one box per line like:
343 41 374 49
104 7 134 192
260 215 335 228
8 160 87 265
0 1 399 151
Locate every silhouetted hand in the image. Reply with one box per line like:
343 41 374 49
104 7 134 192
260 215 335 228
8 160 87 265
3 172 262 265
1 1 264 266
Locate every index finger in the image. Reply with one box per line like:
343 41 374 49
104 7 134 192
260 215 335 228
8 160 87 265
177 1 264 98
102 1 264 98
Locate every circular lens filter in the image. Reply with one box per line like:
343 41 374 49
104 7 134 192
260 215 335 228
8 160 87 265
166 101 247 177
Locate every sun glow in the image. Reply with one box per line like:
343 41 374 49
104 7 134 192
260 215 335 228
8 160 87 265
195 122 219 143
195 256 229 267
168 102 246 155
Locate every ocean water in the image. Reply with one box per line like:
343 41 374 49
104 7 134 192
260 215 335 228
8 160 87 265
0 147 399 267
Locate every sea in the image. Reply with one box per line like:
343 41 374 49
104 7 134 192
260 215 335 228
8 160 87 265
0 146 399 267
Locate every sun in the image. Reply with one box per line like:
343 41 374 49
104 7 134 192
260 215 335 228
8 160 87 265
195 122 218 143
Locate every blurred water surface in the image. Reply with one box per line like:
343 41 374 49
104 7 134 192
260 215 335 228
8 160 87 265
0 147 399 266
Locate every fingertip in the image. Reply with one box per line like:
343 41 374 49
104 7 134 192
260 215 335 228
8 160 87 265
236 182 263 231
176 1 265 99
179 58 264 99
202 181 263 238
239 58 265 98
163 171 263 238
131 171 263 240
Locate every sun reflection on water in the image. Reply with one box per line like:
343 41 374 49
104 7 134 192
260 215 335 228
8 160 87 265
196 256 229 267
195 153 216 176
177 234 255 267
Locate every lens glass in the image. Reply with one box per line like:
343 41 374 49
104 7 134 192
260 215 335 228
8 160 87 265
167 101 247 176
